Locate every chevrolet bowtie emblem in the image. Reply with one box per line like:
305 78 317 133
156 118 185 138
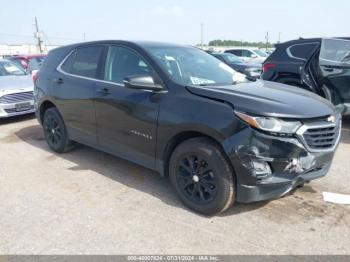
327 115 336 123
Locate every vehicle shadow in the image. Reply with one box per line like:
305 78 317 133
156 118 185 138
12 118 350 217
14 124 266 217
0 113 36 125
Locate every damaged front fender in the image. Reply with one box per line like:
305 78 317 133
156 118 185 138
222 127 334 202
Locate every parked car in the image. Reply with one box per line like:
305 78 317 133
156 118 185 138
225 48 268 64
262 37 350 114
211 52 262 79
35 41 340 215
8 54 47 73
0 60 35 118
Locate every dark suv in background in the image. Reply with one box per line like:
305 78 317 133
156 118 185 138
262 37 350 114
35 41 340 215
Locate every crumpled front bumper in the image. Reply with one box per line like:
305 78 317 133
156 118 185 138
223 127 337 203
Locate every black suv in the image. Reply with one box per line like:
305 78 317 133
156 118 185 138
262 37 350 114
35 41 341 215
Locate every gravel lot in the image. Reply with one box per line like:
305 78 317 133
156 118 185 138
0 114 350 255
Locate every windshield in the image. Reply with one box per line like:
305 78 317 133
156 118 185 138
221 53 243 63
253 49 268 57
147 46 247 86
0 60 27 76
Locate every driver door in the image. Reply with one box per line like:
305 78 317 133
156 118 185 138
94 45 161 169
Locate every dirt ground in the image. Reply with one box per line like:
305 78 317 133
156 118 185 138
0 114 350 254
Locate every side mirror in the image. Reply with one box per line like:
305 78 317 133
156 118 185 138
123 75 163 92
251 54 258 58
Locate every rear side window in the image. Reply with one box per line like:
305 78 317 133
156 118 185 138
61 46 104 78
287 43 318 60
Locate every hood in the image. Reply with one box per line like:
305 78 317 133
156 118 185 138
0 75 33 95
186 80 335 119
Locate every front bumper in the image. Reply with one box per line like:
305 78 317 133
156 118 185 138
223 127 338 203
0 100 35 118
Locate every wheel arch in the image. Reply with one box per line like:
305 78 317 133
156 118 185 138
39 100 58 123
160 129 234 179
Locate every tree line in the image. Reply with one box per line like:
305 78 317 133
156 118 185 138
206 39 274 48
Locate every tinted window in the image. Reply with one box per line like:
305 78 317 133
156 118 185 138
288 43 318 60
227 50 242 56
242 50 254 57
104 46 152 84
61 46 104 78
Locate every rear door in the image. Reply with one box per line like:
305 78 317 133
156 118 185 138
319 38 350 105
53 45 105 145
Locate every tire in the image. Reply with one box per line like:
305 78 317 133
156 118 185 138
169 137 235 215
42 107 75 153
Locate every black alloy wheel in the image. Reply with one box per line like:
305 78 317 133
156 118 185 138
176 154 218 204
43 107 75 153
169 137 235 215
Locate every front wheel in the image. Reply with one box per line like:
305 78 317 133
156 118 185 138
169 138 235 215
43 107 75 153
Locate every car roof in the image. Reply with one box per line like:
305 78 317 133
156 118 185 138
54 40 193 52
276 37 350 47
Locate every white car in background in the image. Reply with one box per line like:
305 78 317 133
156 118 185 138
224 48 269 64
0 59 35 118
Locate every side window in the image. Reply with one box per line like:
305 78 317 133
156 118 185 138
320 39 350 64
104 46 152 84
242 50 254 57
61 46 104 78
288 43 318 60
229 50 242 56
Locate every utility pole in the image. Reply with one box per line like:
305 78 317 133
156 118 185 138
278 32 281 43
83 32 86 41
200 23 204 49
34 17 43 53
265 32 269 51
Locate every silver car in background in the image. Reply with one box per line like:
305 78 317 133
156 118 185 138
0 60 35 118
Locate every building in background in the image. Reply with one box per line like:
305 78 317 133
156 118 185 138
0 44 60 58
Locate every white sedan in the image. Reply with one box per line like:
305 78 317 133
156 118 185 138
0 60 35 118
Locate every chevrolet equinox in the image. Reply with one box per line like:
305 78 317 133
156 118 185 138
35 41 341 215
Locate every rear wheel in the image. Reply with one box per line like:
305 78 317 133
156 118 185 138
169 138 235 215
43 107 75 153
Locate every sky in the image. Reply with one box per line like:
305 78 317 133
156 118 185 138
0 0 348 45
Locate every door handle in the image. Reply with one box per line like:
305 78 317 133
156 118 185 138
324 68 334 72
54 78 64 84
97 88 110 95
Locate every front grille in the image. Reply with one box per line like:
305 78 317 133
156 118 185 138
0 91 34 104
298 117 341 152
4 106 35 114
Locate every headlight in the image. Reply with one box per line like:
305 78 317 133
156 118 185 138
244 68 261 77
235 111 302 134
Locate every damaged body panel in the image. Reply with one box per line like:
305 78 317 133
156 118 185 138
222 116 340 202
